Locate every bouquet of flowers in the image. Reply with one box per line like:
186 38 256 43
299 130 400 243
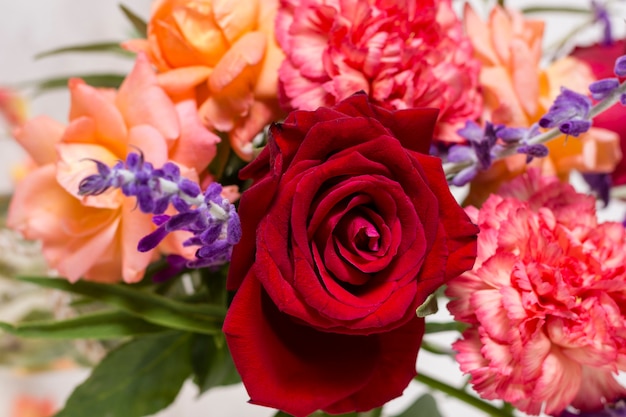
3 0 626 416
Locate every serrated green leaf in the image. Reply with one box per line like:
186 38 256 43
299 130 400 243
191 333 240 393
394 393 442 417
0 310 164 339
29 74 126 94
35 42 133 59
18 276 225 335
54 331 192 417
119 4 148 37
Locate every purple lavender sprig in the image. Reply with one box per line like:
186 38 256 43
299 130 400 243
558 399 626 417
444 53 626 182
79 152 241 269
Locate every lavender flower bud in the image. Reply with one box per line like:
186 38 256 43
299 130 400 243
615 55 626 77
589 78 619 100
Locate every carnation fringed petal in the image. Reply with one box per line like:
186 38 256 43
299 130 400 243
447 169 626 415
276 0 482 143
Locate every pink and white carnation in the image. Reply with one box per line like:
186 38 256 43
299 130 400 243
275 0 482 142
447 169 626 415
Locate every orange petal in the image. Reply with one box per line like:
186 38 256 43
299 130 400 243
480 66 528 126
13 115 65 166
489 6 513 65
213 0 259 44
157 66 212 96
116 54 181 142
171 3 228 65
208 31 267 94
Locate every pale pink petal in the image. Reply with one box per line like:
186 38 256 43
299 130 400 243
571 367 626 412
534 348 582 415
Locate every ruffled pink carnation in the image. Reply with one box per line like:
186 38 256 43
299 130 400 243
275 0 482 142
447 169 626 416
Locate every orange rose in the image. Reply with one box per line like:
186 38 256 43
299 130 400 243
463 5 621 205
124 0 285 160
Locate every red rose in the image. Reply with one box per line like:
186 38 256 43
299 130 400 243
571 40 626 185
223 93 478 417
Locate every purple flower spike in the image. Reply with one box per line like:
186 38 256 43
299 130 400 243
539 88 592 137
592 0 613 46
589 78 619 100
78 151 242 270
615 55 626 77
582 172 612 207
517 143 549 163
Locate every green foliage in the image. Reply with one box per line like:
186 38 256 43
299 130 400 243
18 276 225 335
190 333 240 393
0 310 164 339
393 393 443 417
424 321 467 334
119 4 148 38
416 293 438 318
35 42 133 59
30 74 126 94
54 332 192 417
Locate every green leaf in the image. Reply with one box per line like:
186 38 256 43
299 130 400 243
29 74 126 94
35 42 133 59
119 4 148 37
394 393 442 417
18 276 225 335
54 331 192 417
191 333 240 393
416 293 438 318
0 310 165 339
424 321 466 334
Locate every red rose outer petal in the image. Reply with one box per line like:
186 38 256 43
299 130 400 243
223 272 424 417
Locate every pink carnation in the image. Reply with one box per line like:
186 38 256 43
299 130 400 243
275 0 482 142
447 170 626 415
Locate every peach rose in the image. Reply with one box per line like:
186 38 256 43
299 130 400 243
463 5 621 205
7 54 220 283
123 0 285 160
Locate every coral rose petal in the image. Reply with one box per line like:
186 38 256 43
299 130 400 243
121 199 158 283
127 125 170 167
68 78 128 156
13 115 65 166
116 54 180 142
56 143 121 208
212 0 259 44
168 99 220 172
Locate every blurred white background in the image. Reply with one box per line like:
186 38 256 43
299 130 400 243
0 1 624 417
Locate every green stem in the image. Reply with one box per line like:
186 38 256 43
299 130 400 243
521 6 590 14
443 78 626 180
415 373 514 417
